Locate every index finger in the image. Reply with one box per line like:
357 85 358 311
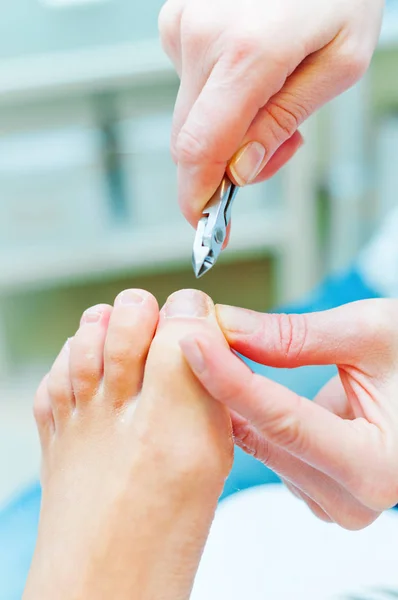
175 55 287 225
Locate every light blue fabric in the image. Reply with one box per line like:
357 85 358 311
0 266 379 599
0 483 40 600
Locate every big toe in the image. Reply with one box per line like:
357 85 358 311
140 289 233 475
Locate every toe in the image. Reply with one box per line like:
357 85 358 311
144 289 228 387
46 338 74 427
33 374 55 447
103 289 159 407
140 289 233 480
70 304 112 406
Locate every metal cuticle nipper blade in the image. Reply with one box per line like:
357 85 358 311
192 175 239 278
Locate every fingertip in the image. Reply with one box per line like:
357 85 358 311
177 161 228 228
179 335 207 375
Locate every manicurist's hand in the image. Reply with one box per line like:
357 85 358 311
180 299 398 530
159 0 384 226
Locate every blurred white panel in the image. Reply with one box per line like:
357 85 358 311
192 486 398 600
117 112 184 229
0 126 108 249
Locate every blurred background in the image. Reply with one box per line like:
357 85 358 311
0 0 398 503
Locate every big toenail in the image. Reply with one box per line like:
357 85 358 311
116 289 146 306
164 290 210 318
82 306 103 324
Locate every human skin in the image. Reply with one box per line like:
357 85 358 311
23 289 233 600
159 0 385 226
180 299 398 530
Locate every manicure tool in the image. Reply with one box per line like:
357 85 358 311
192 175 239 278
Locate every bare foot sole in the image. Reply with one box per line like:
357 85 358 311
24 289 233 600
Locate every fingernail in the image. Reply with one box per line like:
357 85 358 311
180 337 206 374
116 289 146 306
216 305 261 335
164 289 210 318
81 305 104 324
228 142 266 186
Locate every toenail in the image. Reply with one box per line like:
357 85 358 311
164 290 210 318
82 305 104 324
116 289 146 306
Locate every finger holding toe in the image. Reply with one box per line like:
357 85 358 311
103 289 159 407
70 304 112 406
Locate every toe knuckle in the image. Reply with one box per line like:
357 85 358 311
46 375 65 403
105 348 126 374
73 354 96 379
71 358 98 396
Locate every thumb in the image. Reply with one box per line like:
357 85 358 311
215 299 397 370
227 47 365 187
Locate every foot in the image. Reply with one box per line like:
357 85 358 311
24 289 233 600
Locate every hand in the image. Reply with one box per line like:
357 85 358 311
180 299 398 530
158 0 384 226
